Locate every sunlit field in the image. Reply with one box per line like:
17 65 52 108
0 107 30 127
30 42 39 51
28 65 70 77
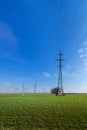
0 94 87 130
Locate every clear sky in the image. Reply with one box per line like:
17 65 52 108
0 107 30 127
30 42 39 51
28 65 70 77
0 0 87 93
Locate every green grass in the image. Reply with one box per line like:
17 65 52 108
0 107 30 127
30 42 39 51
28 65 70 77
0 94 87 130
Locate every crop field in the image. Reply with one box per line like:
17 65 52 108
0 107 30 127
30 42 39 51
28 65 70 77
0 94 87 130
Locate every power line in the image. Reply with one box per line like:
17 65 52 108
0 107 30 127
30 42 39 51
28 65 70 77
62 0 87 58
64 0 80 51
59 0 66 51
69 32 87 56
56 0 65 52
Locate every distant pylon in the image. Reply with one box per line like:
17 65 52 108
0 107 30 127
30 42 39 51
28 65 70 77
15 88 19 94
22 83 25 94
34 83 37 94
55 51 65 95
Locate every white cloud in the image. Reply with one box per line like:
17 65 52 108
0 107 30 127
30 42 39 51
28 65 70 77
77 48 84 54
63 71 79 78
78 43 87 73
83 59 87 62
0 22 27 63
84 47 87 51
66 64 72 70
54 70 79 78
65 64 79 71
3 82 11 85
43 72 52 78
80 54 87 58
64 86 87 93
84 42 87 46
84 61 87 66
77 86 87 93
0 22 18 48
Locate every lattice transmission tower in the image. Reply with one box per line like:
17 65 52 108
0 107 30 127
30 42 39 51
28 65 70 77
34 83 37 94
55 51 65 95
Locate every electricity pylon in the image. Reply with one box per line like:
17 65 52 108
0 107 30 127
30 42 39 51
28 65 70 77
22 83 25 94
34 83 37 94
15 88 19 94
55 51 65 95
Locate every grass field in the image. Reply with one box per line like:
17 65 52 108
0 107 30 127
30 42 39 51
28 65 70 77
0 94 87 130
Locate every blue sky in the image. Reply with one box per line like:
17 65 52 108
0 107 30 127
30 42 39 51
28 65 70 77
0 0 87 93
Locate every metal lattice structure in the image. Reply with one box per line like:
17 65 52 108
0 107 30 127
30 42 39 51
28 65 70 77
34 83 37 94
56 51 65 95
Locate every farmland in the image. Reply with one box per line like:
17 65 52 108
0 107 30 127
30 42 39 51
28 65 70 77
0 94 87 130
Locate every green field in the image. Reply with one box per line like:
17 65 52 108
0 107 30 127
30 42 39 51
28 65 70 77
0 94 87 130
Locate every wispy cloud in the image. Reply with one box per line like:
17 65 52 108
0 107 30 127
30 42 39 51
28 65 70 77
63 71 79 78
78 42 87 73
65 64 75 70
3 82 11 86
77 48 84 54
84 42 87 46
0 22 18 48
43 72 52 78
63 64 80 78
43 63 80 79
0 22 28 63
65 64 73 70
54 71 79 78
